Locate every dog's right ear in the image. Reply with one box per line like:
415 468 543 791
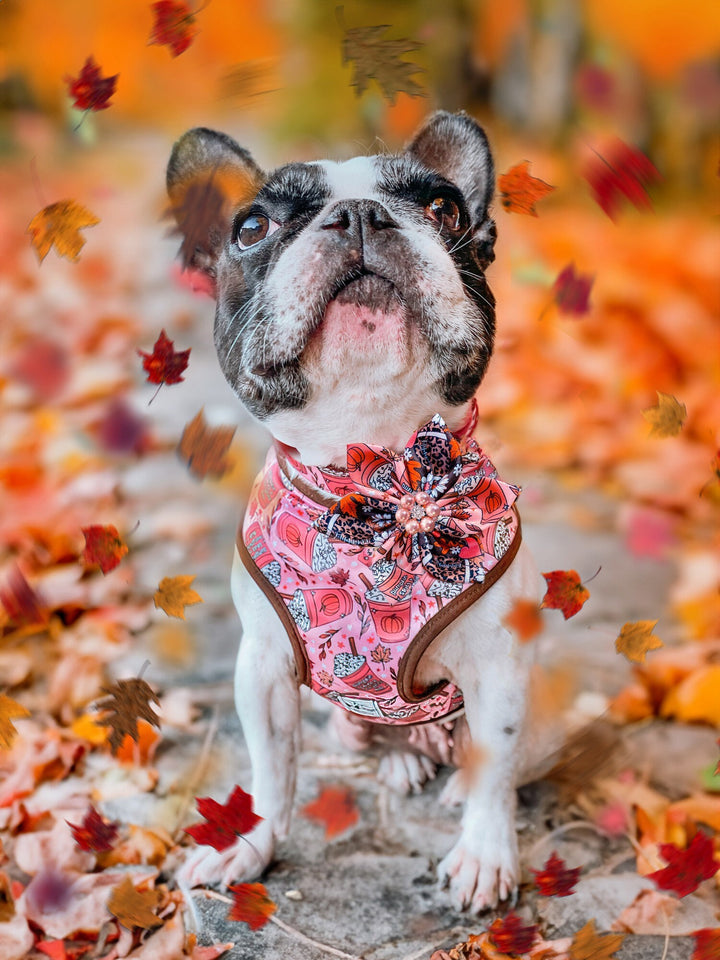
166 127 265 288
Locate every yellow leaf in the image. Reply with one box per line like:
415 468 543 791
153 574 203 619
0 694 30 749
642 392 687 437
615 620 663 663
71 712 111 746
27 200 100 263
660 665 720 725
570 920 625 960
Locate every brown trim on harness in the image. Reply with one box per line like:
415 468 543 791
236 533 312 687
275 444 339 508
396 509 522 703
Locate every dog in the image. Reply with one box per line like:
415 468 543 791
169 111 541 912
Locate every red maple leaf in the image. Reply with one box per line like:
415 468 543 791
81 524 128 575
149 1 198 57
0 564 49 626
300 784 359 839
531 851 581 897
228 882 276 930
553 264 594 317
692 928 720 960
647 832 719 898
185 786 262 851
65 56 118 111
67 805 119 852
541 569 591 619
488 912 539 955
138 329 191 397
329 568 350 587
584 140 661 220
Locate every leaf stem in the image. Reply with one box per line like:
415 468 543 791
583 565 602 585
148 382 163 406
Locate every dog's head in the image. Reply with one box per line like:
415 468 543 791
167 112 497 464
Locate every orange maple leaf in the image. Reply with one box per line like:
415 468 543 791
178 409 236 479
154 575 203 619
642 392 687 438
228 882 277 930
692 929 720 960
498 161 555 216
81 524 128 574
615 620 663 664
27 200 100 263
0 694 31 749
504 598 543 642
570 920 625 960
541 570 591 619
107 875 163 930
300 784 359 839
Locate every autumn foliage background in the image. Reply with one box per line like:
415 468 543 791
0 0 719 957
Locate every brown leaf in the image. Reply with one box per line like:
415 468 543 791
342 22 424 104
0 871 15 922
27 200 100 263
96 677 161 755
615 620 663 663
177 409 236 479
106 875 163 930
642 392 687 437
570 920 625 960
154 575 203 619
0 694 30 749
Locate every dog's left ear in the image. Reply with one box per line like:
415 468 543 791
407 111 496 264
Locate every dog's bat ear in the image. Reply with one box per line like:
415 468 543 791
407 111 496 264
166 127 265 282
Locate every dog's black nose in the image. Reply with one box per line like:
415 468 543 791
319 199 398 234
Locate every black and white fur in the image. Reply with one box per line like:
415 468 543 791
170 112 540 911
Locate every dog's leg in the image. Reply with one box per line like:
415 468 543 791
179 553 300 887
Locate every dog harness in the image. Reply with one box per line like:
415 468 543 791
237 406 521 726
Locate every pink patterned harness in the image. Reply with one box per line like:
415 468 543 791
238 407 521 726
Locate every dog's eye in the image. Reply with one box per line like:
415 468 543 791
237 214 280 249
424 197 461 232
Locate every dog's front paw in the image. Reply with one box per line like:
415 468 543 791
377 750 437 795
438 829 519 912
179 819 274 888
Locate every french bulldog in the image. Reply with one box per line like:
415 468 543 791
169 111 540 912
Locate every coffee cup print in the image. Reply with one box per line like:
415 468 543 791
256 461 283 508
346 444 395 491
366 596 412 643
275 512 337 572
287 587 352 631
244 521 281 587
333 636 391 696
371 561 415 601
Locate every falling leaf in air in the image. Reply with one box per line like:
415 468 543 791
178 409 236 479
570 920 625 960
0 694 31 749
27 200 100 263
584 140 661 220
531 851 581 897
0 564 49 626
615 620 664 663
0 872 14 921
65 56 118 111
96 677 161 755
504 598 543 642
154 575 204 619
185 785 262 850
138 329 191 397
149 0 198 57
692 928 720 960
541 570 591 620
642 392 687 437
228 882 277 930
81 524 128 574
300 784 359 839
67 804 119 852
488 912 539 954
107 875 163 930
498 161 555 216
647 831 719 897
553 264 594 316
342 22 424 104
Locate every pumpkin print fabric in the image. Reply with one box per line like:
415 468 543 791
238 411 521 725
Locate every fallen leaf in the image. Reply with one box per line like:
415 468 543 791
96 677 161 755
531 851 581 897
11 337 71 402
642 392 687 438
615 620 663 664
115 718 161 764
570 920 625 960
191 942 235 960
138 329 190 388
149 0 197 57
154 575 203 619
0 564 49 626
498 161 555 216
611 888 678 934
81 524 128 575
541 570 591 619
300 784 359 839
106 875 162 930
584 140 661 220
504 598 544 642
67 805 119 852
342 23 424 104
65 56 118 111
0 871 15 921
70 713 111 746
553 264 594 316
27 200 100 263
177 409 236 479
488 912 539 954
692 929 720 960
35 940 67 959
228 882 277 930
185 785 262 851
0 694 30 749
646 831 719 897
